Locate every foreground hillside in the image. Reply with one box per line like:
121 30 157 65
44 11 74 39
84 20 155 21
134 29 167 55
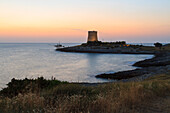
0 73 170 113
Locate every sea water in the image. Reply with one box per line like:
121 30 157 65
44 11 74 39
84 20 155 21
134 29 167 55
0 43 153 88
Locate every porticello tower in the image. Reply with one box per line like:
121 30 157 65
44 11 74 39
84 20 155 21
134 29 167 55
87 31 98 42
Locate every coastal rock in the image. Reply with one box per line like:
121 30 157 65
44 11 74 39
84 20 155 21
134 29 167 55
133 52 170 67
57 46 155 54
96 69 149 80
96 65 170 80
96 51 170 81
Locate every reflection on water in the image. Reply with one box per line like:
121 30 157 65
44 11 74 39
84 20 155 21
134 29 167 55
86 53 99 68
0 43 153 88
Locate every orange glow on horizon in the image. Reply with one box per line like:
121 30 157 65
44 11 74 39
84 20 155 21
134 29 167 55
0 0 170 42
0 23 169 38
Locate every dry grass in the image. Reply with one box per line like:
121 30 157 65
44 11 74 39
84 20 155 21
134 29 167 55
0 93 45 113
0 73 170 113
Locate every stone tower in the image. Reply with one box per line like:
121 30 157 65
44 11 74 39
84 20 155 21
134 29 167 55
87 31 98 42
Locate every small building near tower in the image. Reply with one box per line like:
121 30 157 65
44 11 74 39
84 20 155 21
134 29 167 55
87 31 98 42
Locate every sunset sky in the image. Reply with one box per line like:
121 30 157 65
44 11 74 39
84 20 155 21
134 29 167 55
0 0 170 43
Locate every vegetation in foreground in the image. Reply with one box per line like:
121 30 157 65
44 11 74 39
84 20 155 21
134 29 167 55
0 74 170 113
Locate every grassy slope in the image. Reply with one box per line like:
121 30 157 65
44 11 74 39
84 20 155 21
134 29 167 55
0 72 169 113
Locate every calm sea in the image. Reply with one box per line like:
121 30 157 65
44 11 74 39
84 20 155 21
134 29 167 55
0 43 153 88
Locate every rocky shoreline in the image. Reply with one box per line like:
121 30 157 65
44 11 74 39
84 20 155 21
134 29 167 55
96 52 170 81
133 52 170 67
56 46 156 54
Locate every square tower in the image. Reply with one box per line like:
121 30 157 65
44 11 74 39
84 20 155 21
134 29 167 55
87 31 98 42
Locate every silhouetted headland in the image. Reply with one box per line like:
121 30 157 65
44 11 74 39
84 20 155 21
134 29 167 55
56 31 169 54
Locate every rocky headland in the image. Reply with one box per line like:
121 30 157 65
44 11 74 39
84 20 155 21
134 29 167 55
96 52 170 81
133 52 170 67
56 44 156 54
